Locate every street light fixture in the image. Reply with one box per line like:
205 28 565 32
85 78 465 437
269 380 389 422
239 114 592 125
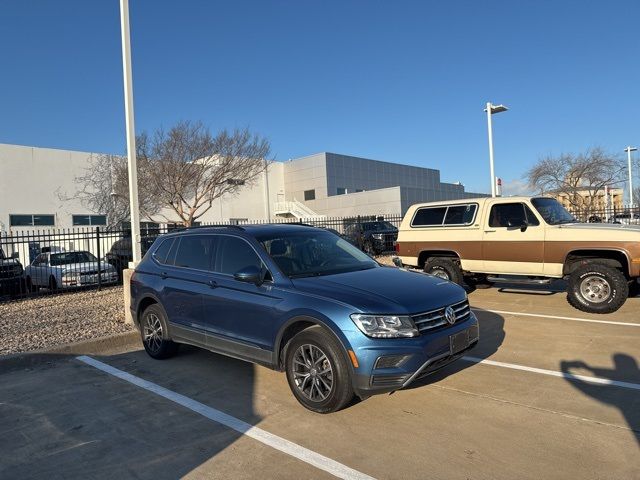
484 102 509 197
624 146 637 207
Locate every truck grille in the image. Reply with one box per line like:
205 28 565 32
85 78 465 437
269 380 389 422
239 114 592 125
411 299 471 333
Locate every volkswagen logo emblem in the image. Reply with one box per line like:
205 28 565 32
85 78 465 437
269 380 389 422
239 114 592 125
445 306 456 325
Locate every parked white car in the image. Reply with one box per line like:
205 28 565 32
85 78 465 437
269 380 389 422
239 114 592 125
24 250 118 290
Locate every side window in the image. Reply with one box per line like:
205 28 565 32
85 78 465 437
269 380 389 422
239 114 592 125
216 236 263 276
411 207 447 226
152 238 174 264
173 236 215 270
444 204 477 225
489 203 538 228
32 254 45 266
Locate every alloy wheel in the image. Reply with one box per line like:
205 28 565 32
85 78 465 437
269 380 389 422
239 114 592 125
579 275 611 303
143 313 163 354
292 344 333 402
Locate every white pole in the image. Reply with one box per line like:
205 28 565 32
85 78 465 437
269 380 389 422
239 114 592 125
120 0 142 266
625 146 636 207
486 102 496 197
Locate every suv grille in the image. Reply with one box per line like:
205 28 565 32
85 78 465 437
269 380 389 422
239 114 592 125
411 299 471 333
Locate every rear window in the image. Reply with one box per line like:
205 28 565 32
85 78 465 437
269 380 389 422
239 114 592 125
412 204 477 227
152 238 174 264
411 207 447 226
173 236 215 270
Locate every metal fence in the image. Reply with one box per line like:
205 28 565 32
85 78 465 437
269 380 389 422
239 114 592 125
566 206 640 225
0 214 403 303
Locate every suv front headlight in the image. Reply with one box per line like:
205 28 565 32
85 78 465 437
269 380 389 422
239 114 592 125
371 233 384 240
350 314 419 338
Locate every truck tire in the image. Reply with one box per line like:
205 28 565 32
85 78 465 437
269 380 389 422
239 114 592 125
567 263 628 314
424 257 463 286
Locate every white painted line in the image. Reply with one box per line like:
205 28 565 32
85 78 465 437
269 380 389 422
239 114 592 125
472 308 640 327
463 356 640 392
76 355 375 480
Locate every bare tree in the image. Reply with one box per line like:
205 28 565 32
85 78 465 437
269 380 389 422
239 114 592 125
137 122 271 226
526 147 626 213
64 121 271 228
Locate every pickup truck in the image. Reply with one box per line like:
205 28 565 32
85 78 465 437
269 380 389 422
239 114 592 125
0 246 25 297
393 196 640 314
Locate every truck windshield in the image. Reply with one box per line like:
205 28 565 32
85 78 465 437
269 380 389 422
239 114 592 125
258 230 378 278
531 198 577 225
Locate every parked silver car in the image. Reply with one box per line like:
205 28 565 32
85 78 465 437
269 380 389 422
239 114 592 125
24 250 118 290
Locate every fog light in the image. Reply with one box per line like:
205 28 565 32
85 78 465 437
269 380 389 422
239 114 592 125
375 354 410 369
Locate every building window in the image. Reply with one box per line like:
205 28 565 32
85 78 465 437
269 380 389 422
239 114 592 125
304 189 316 201
72 215 107 226
337 187 347 195
10 214 55 227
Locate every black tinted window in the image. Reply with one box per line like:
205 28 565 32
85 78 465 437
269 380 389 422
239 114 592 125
489 203 540 227
174 236 215 270
216 236 262 275
444 205 477 225
153 238 174 264
412 207 447 226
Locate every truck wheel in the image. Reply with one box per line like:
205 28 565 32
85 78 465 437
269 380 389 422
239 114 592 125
567 263 628 314
424 257 463 286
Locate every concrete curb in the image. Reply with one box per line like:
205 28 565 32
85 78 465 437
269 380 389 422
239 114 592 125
0 330 140 371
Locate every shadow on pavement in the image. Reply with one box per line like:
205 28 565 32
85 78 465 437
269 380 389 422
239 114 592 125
0 345 260 479
404 307 505 390
560 355 640 448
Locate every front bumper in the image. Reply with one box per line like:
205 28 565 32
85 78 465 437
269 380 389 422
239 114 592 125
350 312 479 397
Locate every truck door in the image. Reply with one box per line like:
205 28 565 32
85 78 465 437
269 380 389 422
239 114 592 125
482 202 545 275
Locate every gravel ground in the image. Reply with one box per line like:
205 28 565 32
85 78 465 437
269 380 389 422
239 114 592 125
0 286 133 356
0 255 399 356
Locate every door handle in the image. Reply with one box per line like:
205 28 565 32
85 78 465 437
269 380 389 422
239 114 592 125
207 280 218 289
160 272 168 279
484 229 496 233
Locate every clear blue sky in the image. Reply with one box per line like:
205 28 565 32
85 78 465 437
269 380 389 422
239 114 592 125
1 0 639 194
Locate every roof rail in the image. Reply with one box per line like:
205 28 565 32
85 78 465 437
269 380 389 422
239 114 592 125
171 224 245 232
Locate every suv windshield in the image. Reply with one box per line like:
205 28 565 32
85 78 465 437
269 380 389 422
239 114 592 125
257 230 378 278
531 198 577 225
362 221 396 231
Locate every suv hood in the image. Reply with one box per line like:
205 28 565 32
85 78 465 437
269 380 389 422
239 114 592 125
292 266 466 314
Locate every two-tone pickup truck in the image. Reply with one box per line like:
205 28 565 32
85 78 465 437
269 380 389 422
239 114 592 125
394 196 640 314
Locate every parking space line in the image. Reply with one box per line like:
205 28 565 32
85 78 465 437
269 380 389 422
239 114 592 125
473 308 640 327
463 356 640 391
76 355 375 480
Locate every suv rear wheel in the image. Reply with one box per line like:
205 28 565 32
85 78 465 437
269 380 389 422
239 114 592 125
285 326 354 413
141 304 179 359
423 257 463 286
567 263 628 314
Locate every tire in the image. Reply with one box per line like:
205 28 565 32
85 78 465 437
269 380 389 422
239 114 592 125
284 326 354 413
140 304 179 359
424 257 464 286
567 263 628 314
26 276 37 293
48 276 58 291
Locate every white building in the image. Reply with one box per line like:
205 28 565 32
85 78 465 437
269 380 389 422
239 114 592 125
0 143 484 232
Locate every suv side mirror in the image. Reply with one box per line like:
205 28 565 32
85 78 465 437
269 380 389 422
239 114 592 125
233 265 263 285
520 222 528 232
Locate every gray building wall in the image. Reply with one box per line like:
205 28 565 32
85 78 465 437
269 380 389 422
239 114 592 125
283 153 328 202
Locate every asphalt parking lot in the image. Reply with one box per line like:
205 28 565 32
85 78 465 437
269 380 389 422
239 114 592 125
1 286 639 480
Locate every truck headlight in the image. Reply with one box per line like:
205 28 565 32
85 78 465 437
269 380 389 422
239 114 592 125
372 233 384 240
350 314 419 338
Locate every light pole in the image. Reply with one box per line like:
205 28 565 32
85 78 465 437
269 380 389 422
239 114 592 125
624 146 637 207
119 0 142 266
484 102 508 197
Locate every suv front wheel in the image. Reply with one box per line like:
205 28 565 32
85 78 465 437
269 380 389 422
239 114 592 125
567 263 628 314
285 326 354 413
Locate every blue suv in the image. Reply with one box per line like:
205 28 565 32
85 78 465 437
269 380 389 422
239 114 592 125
130 224 479 413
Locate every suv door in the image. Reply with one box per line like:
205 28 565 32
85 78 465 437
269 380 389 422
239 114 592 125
157 235 216 346
201 234 281 362
482 202 545 275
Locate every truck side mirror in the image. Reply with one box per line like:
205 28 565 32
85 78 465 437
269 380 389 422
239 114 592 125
520 222 528 232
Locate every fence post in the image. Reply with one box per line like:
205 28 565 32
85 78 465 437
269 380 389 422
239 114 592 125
96 226 102 291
